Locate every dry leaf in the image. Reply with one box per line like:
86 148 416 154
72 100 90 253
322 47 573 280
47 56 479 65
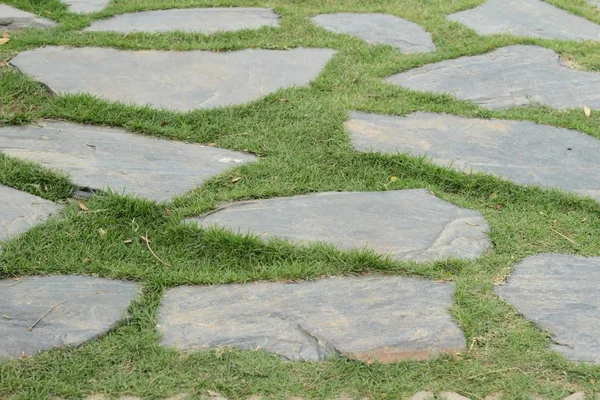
98 228 107 236
78 201 89 211
494 203 505 210
231 177 241 183
0 38 10 45
584 105 591 117
489 192 498 199
166 209 173 216
2 32 10 39
123 239 133 244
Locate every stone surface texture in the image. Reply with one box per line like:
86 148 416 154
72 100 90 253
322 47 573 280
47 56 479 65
0 4 57 30
310 13 435 53
347 111 600 201
158 276 466 362
10 46 336 111
447 0 600 41
387 45 600 110
63 0 109 13
496 254 600 362
186 189 491 262
589 0 600 7
439 393 470 400
0 275 139 358
86 7 280 33
0 122 257 202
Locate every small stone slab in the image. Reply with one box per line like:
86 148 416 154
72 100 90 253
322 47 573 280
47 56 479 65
186 189 491 262
310 13 435 53
497 254 600 362
0 4 57 31
86 7 280 34
0 122 257 202
64 0 109 13
387 45 600 110
158 276 466 362
347 111 600 201
0 275 139 358
588 0 600 8
10 46 336 111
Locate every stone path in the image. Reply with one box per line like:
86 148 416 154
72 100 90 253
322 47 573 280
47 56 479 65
158 276 466 362
86 7 280 33
310 13 435 53
63 0 109 13
186 189 491 262
0 4 57 31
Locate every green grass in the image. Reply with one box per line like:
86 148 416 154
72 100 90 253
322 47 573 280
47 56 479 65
2 0 600 398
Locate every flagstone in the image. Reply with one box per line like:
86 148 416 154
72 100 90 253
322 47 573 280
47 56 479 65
0 4 57 31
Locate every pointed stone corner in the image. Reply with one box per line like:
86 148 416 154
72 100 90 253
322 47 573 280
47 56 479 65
9 46 337 111
310 13 435 53
0 4 57 31
387 45 600 110
63 0 109 13
496 254 600 363
86 7 280 33
0 122 257 202
0 275 140 358
185 190 491 262
157 276 466 362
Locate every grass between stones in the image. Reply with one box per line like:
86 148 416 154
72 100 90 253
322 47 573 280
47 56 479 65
2 0 600 398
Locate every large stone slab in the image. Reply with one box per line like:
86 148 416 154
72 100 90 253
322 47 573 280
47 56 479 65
64 0 109 13
0 122 257 202
0 4 57 31
387 45 600 110
347 111 600 201
0 275 139 358
310 13 435 53
9 46 336 111
86 7 280 33
186 189 491 262
496 254 600 362
158 276 466 362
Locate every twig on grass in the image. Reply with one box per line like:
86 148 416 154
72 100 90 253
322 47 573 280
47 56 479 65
140 232 172 268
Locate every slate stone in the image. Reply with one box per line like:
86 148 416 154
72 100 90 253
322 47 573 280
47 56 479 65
347 111 600 201
310 13 435 53
63 0 109 13
0 122 257 202
387 45 600 110
10 46 336 111
589 0 600 7
0 4 57 31
447 0 600 41
496 254 600 362
86 7 280 33
186 189 491 262
158 275 466 362
0 275 139 358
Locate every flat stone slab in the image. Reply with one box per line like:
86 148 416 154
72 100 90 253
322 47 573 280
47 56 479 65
589 0 600 7
497 254 600 363
0 4 57 31
310 13 435 53
347 111 600 201
186 189 491 262
158 276 466 362
387 45 600 110
0 122 257 202
86 7 280 33
447 0 600 41
0 275 139 358
10 46 336 111
64 0 109 13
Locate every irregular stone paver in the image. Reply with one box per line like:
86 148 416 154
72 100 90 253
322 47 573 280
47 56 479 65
63 0 109 13
0 122 256 202
447 0 600 41
310 13 435 53
10 46 336 112
589 0 600 7
0 275 139 358
0 4 57 31
496 254 600 362
439 393 470 400
347 111 600 201
158 276 466 362
410 392 435 400
186 189 491 262
563 393 585 400
86 7 279 33
387 45 600 110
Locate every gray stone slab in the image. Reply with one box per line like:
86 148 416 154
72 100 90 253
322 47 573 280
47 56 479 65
347 111 600 201
387 45 600 110
0 122 257 202
186 189 491 262
64 0 109 13
0 275 139 358
86 7 279 33
158 275 466 362
310 13 435 53
496 254 600 363
10 46 336 111
0 4 57 31
588 0 600 7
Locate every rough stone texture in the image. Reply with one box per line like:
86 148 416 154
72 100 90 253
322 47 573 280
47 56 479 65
387 45 600 110
447 0 600 41
410 392 435 400
186 189 491 262
439 393 470 400
563 393 585 400
310 13 435 53
347 111 600 201
158 276 466 362
86 7 280 33
496 254 600 362
63 0 109 13
0 122 256 202
0 275 139 358
0 4 57 30
10 46 337 111
589 0 600 7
